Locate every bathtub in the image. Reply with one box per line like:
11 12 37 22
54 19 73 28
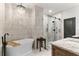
0 38 34 56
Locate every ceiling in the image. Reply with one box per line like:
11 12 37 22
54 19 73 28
22 3 79 14
36 3 79 14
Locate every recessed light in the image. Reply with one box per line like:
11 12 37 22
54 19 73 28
49 10 52 13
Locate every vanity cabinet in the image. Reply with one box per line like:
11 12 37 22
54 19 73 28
52 45 78 56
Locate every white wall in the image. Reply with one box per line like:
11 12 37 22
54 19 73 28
43 15 48 39
34 6 43 39
2 3 43 41
0 3 5 40
31 6 43 48
0 3 43 53
5 3 34 40
53 6 79 38
62 7 79 36
0 3 5 56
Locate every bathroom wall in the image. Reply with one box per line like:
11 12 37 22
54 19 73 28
5 3 34 40
62 6 79 36
43 15 48 39
0 3 5 56
34 6 43 39
32 6 43 48
4 3 43 41
0 3 5 40
53 6 79 38
43 6 79 40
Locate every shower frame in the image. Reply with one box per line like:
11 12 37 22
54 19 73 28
46 15 61 43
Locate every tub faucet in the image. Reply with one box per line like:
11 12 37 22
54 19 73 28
2 33 9 56
2 33 9 44
4 33 9 42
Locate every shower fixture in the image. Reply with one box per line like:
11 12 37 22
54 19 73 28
47 15 61 20
17 3 26 14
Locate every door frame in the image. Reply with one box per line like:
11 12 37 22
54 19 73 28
64 17 76 38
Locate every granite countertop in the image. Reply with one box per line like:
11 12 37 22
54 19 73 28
51 38 79 55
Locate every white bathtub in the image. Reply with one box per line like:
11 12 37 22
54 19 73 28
0 45 2 56
0 39 34 56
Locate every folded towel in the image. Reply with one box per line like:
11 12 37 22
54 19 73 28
7 41 20 47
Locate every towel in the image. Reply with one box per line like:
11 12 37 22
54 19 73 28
7 41 21 47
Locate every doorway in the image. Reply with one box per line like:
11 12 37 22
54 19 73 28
64 17 76 38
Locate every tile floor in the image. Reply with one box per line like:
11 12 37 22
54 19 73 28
28 44 52 56
30 49 51 56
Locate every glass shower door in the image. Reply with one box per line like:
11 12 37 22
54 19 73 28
47 17 55 43
47 17 61 43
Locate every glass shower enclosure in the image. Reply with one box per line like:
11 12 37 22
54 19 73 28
43 15 61 45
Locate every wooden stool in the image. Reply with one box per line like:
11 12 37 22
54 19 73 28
37 37 46 51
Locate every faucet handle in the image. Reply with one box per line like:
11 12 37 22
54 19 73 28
6 33 9 36
4 33 9 36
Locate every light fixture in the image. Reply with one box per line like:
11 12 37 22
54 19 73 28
17 3 26 9
49 10 52 13
17 3 26 14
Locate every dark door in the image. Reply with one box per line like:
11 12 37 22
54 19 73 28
64 17 76 38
